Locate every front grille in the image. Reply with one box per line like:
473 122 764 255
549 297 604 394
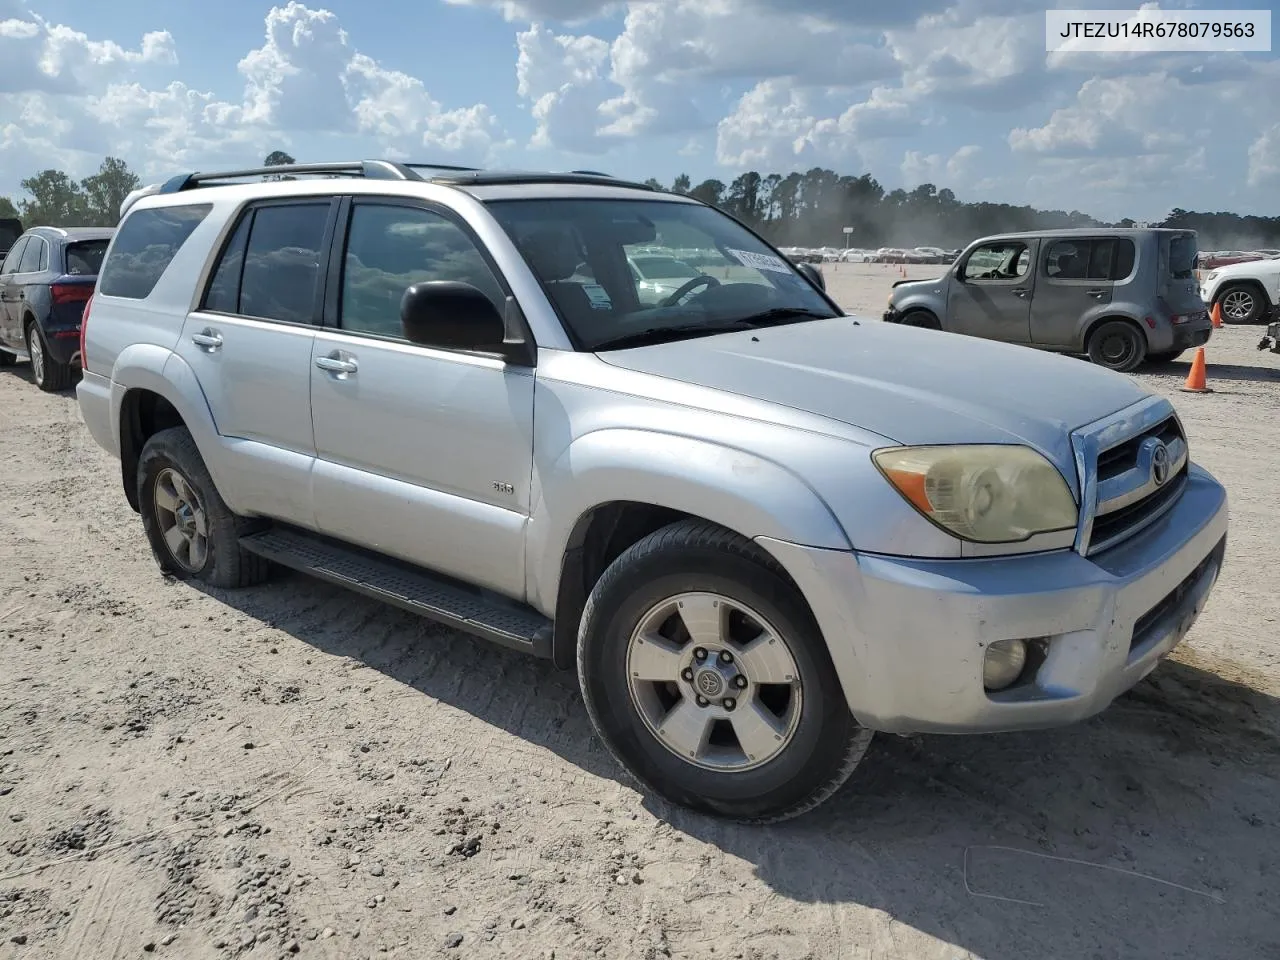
1072 400 1190 557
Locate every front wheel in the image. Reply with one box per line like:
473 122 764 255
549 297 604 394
1086 320 1147 372
577 519 873 824
1216 284 1265 324
900 309 941 330
137 427 271 589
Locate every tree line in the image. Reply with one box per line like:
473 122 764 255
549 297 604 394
3 153 1277 252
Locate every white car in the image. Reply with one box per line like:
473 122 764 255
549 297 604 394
1199 257 1280 324
627 253 704 305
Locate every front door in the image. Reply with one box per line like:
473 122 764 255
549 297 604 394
948 238 1037 343
1029 236 1124 347
0 236 29 348
309 198 534 601
175 198 335 528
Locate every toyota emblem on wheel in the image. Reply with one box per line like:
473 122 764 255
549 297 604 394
695 670 724 697
1151 441 1171 487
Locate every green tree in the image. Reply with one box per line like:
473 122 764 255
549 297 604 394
80 156 140 225
18 170 88 227
643 178 665 191
264 150 297 181
0 196 18 219
671 173 691 195
688 178 726 208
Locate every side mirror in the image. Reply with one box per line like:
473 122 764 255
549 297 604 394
400 281 535 365
796 261 826 291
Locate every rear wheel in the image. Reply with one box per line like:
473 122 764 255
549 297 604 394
26 323 74 392
1216 284 1265 324
1086 320 1147 373
137 426 271 589
577 519 873 824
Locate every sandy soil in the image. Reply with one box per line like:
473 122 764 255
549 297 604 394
2 263 1278 960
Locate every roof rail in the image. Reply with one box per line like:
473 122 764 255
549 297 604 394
157 160 425 194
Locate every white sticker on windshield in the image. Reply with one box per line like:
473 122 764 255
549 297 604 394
726 248 792 275
582 283 613 310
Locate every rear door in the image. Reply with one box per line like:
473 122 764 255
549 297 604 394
947 238 1036 343
176 198 337 529
1162 232 1205 317
1029 237 1129 347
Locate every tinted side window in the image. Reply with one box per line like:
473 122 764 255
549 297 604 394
340 204 504 339
202 213 253 314
1 237 27 275
1109 238 1136 280
18 237 44 273
98 204 212 299
238 203 330 325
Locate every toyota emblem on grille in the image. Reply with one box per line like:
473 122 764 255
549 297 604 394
1151 441 1171 487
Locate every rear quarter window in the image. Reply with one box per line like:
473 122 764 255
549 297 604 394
65 239 110 276
98 204 212 299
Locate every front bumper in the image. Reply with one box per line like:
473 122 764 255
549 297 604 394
759 462 1228 735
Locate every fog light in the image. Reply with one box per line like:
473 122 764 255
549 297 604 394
983 639 1027 691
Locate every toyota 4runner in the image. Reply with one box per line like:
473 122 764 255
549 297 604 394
78 160 1229 823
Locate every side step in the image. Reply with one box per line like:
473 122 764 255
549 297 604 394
239 527 553 658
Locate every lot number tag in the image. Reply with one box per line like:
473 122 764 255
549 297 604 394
727 249 792 275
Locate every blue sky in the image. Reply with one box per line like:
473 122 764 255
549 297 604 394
1 0 1278 222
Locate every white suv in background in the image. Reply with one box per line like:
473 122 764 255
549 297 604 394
1199 256 1280 324
77 159 1228 824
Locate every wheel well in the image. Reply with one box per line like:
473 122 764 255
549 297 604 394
1216 279 1272 308
549 502 809 670
119 389 185 512
1082 314 1146 351
900 307 941 329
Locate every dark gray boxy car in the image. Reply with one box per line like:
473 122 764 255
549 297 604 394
883 228 1212 372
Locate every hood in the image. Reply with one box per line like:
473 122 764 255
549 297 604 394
1208 257 1280 280
598 317 1151 484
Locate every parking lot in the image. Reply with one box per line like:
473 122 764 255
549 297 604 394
2 262 1278 960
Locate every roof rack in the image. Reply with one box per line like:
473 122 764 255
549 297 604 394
157 160 428 194
153 159 659 196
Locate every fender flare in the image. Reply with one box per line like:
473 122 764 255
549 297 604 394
109 345 236 510
526 428 853 613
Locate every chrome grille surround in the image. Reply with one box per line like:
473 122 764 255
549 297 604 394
1070 395 1189 557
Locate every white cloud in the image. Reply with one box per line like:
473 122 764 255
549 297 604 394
1247 125 1280 188
443 0 620 23
515 23 618 153
0 2 509 195
902 144 980 186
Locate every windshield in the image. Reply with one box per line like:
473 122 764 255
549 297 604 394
1168 233 1198 280
486 198 838 350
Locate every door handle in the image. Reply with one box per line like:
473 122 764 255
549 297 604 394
191 330 223 350
314 355 358 375
1012 287 1029 298
1086 289 1107 299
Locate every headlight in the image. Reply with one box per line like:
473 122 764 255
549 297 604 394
1204 271 1218 283
872 444 1077 543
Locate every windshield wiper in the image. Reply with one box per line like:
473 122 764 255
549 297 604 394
731 306 840 326
591 321 755 351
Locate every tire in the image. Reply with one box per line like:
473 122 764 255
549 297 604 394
900 309 941 330
137 426 271 589
576 518 873 824
1146 349 1185 365
1216 284 1265 324
26 322 74 392
1086 319 1147 373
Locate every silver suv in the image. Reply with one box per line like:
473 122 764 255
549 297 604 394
884 228 1212 372
78 161 1228 823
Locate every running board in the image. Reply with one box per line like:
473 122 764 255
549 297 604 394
239 527 553 657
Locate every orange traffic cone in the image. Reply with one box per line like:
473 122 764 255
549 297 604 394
1180 346 1213 393
1210 302 1223 328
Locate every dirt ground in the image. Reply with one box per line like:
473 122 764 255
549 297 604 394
2 263 1278 960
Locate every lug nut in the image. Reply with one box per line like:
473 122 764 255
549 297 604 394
722 698 736 711
693 648 708 662
695 695 709 707
681 668 694 682
733 675 748 689
719 650 734 665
